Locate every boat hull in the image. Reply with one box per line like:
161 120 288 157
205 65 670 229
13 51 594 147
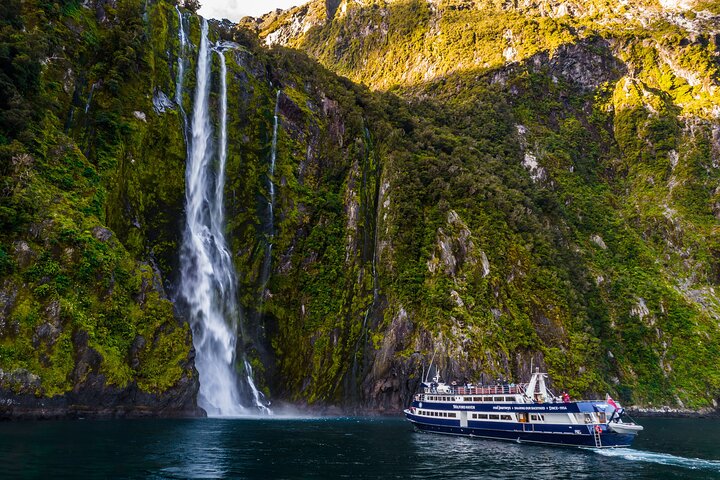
405 411 636 448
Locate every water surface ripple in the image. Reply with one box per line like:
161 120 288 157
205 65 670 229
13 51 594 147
0 417 718 479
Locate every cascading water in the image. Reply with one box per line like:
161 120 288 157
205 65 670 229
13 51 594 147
259 90 281 295
84 82 97 114
213 50 228 232
175 6 189 143
346 125 381 403
178 18 269 416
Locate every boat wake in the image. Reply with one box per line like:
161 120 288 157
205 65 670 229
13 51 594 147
594 448 720 472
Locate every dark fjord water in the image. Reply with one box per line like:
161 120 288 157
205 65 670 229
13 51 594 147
1 417 718 479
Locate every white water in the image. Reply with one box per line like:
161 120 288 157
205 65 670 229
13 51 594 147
213 50 228 232
174 6 186 115
84 82 97 114
594 448 720 472
269 90 281 219
260 90 281 294
175 6 189 147
179 19 269 416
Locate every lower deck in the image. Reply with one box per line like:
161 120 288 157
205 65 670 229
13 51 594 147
405 411 635 448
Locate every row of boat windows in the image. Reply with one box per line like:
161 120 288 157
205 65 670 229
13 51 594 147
418 411 558 423
417 410 458 418
469 414 546 422
470 414 513 421
425 396 517 402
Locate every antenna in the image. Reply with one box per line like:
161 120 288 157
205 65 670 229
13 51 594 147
530 357 534 379
424 350 437 383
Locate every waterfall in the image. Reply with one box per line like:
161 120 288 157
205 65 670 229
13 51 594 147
364 126 380 303
346 125 381 404
260 90 281 295
179 19 269 416
175 6 189 143
213 50 228 232
84 82 97 114
269 90 281 221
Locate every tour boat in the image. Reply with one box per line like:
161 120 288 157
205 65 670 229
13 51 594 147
404 369 643 448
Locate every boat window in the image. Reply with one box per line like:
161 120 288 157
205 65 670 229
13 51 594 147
598 412 607 423
505 397 514 402
493 397 504 402
530 414 545 422
448 413 456 418
478 414 488 419
500 415 512 420
489 414 500 420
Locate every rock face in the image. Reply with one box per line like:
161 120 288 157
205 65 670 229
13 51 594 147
0 332 201 419
0 0 201 418
250 0 720 413
1 0 720 417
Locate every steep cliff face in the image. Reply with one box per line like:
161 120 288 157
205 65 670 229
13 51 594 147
1 0 719 416
0 0 201 417
251 0 720 412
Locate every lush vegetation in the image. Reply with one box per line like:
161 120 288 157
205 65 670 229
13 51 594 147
1 0 718 413
253 0 720 409
0 0 194 400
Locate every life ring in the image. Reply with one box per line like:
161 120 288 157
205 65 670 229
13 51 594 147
594 425 602 434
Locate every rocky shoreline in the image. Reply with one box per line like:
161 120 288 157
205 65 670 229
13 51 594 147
4 397 719 421
0 389 205 421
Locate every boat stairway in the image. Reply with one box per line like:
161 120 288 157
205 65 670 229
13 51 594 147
592 425 602 448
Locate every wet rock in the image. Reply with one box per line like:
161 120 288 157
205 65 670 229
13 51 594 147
0 281 18 333
152 89 175 114
0 333 203 420
92 226 113 242
591 234 608 250
0 368 41 393
32 301 62 347
13 241 35 268
428 210 478 278
129 335 146 369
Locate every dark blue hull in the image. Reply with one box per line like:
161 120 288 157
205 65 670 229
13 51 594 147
405 413 635 448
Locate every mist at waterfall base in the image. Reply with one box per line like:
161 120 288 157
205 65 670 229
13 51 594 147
2 418 719 479
176 14 268 416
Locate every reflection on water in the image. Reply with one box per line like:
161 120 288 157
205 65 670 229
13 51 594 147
0 416 718 479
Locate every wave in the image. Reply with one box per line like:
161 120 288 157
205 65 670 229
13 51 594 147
594 448 720 472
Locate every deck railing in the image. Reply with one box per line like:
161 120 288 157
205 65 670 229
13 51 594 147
421 385 526 396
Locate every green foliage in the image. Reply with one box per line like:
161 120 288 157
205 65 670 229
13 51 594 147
1 0 719 413
0 0 193 400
